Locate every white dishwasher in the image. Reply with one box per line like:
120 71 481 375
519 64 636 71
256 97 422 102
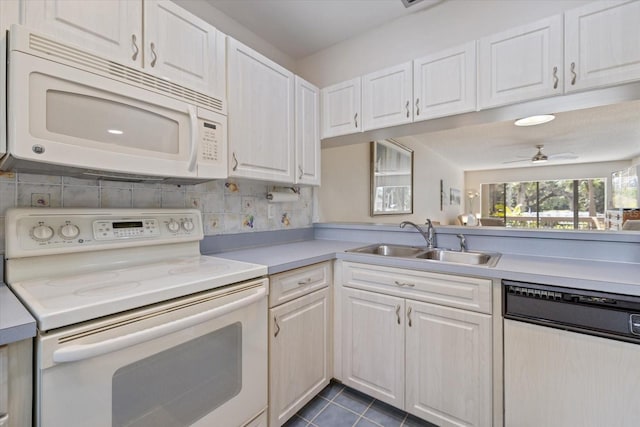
503 280 640 427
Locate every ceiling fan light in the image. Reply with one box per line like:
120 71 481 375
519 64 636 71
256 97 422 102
514 114 556 127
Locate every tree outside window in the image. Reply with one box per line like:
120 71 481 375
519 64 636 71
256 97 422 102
481 178 605 230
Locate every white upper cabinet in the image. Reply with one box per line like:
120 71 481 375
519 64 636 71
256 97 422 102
144 0 226 99
362 62 413 131
21 0 225 102
565 0 640 93
21 0 142 65
479 15 563 109
227 38 295 183
321 78 361 138
413 41 477 121
295 76 321 186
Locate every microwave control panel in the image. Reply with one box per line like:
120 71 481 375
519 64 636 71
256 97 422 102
200 121 220 162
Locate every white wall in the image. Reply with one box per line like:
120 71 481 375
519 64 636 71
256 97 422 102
297 0 590 87
318 141 463 225
172 0 296 71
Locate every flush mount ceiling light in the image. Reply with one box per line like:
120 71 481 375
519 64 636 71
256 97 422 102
514 114 556 127
107 129 124 135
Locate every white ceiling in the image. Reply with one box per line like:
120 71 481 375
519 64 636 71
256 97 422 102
205 0 443 59
396 100 640 171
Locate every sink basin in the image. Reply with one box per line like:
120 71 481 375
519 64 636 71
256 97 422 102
347 244 500 267
348 244 426 257
416 249 501 267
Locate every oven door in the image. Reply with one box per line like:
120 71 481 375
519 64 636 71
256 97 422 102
36 279 267 427
8 48 226 181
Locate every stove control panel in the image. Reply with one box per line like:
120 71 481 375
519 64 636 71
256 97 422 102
5 208 204 257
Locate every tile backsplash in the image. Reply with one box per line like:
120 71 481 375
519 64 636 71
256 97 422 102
0 171 314 252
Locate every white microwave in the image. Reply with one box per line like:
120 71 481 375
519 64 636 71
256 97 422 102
0 25 227 183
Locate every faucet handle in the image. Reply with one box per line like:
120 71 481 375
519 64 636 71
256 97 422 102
456 234 467 252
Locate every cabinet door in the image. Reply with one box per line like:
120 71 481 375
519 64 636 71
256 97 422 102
321 78 361 138
479 15 563 108
342 287 404 408
295 76 321 186
21 0 142 65
362 62 413 131
269 288 330 427
227 38 295 183
414 42 477 121
144 0 226 100
565 0 640 93
405 300 492 427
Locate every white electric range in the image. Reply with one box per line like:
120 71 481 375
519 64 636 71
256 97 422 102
4 208 269 427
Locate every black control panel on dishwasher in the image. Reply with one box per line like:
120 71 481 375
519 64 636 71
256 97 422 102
503 280 640 344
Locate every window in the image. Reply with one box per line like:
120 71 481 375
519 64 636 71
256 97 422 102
481 178 605 230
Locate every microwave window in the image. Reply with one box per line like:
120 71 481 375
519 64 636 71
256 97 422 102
45 90 180 154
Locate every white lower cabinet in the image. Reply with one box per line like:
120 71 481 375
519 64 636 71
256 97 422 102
340 262 493 427
268 262 331 427
405 300 492 427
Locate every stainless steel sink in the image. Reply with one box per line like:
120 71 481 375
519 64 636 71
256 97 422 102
415 249 501 267
347 244 500 267
348 244 427 257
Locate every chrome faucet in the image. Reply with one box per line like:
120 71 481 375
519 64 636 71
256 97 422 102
400 219 435 249
456 234 467 252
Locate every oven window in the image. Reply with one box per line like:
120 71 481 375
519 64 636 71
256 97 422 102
112 322 242 427
45 89 180 154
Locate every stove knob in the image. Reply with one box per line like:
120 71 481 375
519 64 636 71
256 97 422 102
31 225 54 242
167 219 180 232
60 224 80 239
182 220 195 232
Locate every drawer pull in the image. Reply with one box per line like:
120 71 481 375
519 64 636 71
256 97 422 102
394 280 415 287
297 278 312 286
395 305 401 325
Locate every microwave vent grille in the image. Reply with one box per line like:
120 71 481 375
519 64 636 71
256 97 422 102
28 33 224 113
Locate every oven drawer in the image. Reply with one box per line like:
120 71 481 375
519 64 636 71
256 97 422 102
342 262 492 314
269 261 332 308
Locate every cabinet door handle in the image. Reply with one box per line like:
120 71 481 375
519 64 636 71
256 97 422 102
131 34 139 61
274 316 280 337
570 62 577 85
354 112 358 128
297 278 312 286
394 280 415 287
395 305 401 325
552 66 558 89
298 165 304 180
150 42 158 67
405 100 410 118
415 98 420 116
232 152 239 171
407 306 413 327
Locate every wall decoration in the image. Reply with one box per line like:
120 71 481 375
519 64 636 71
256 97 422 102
450 188 461 205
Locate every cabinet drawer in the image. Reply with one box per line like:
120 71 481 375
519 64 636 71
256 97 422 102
269 261 332 308
342 262 492 314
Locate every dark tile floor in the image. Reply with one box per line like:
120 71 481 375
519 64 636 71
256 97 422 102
283 381 438 427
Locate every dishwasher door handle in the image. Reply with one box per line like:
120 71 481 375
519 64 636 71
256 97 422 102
52 286 266 363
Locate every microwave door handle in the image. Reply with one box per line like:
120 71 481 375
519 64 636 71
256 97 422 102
187 105 198 172
51 286 266 363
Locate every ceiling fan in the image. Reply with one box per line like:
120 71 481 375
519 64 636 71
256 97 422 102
503 144 578 165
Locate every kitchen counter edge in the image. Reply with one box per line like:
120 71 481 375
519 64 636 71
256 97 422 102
0 283 36 345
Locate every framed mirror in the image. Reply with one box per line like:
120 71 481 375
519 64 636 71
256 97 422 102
371 139 413 216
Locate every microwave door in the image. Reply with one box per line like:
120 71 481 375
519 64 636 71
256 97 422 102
8 50 198 180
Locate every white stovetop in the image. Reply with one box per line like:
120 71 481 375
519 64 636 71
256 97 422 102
10 255 267 331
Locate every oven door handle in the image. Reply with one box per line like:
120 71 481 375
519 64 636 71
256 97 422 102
52 286 266 363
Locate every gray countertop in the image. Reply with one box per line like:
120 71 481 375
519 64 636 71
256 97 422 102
215 239 640 296
0 284 36 345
